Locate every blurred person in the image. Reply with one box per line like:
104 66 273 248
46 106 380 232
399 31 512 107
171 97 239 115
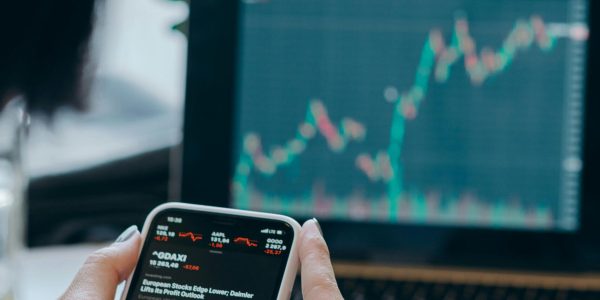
0 1 342 299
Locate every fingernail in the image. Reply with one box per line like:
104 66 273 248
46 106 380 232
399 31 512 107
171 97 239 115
115 225 138 243
312 218 323 237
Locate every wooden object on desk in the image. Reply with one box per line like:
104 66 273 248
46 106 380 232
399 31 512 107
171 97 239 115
335 262 600 290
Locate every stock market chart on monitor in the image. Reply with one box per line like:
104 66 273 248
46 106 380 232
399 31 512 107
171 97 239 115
231 0 589 231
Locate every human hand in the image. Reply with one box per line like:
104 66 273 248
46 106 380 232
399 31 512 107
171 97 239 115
62 220 342 300
298 219 343 300
61 225 141 299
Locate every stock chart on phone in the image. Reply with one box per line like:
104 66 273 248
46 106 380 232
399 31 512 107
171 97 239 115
232 0 588 231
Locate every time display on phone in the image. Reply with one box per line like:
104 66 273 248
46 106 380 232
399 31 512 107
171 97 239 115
125 208 296 300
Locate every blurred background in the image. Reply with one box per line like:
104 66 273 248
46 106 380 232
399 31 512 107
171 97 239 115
26 0 189 246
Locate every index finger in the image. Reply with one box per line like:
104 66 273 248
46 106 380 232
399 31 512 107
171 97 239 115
299 219 343 300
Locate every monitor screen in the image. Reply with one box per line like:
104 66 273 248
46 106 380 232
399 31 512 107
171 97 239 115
231 0 589 232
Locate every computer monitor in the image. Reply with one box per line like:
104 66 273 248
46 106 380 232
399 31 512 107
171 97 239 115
180 0 600 271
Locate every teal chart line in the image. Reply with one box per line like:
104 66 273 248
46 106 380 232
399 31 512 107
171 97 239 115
358 14 575 220
233 13 587 224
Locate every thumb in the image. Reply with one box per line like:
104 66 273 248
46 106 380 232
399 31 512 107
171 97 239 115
299 219 343 300
61 225 142 300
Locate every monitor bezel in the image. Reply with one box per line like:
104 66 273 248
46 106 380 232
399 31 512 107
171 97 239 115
180 0 600 272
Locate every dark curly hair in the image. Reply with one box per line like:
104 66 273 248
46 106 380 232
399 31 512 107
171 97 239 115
0 0 97 115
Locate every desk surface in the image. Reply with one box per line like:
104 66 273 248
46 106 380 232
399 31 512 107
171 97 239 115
16 244 124 300
16 244 600 299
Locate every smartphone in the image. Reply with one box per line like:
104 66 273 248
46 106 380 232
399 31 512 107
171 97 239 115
121 202 301 300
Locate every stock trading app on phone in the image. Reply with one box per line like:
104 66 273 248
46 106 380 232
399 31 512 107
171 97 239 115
125 209 295 300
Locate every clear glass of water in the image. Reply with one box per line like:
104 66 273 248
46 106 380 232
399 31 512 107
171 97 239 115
0 97 28 300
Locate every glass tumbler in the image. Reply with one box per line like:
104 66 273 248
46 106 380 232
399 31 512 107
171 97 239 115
0 97 28 300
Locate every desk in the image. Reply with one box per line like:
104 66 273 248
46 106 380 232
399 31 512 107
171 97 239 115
17 245 600 299
16 244 126 300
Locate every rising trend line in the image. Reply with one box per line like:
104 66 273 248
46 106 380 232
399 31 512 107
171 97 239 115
234 100 366 209
234 13 588 221
355 14 580 220
178 232 203 242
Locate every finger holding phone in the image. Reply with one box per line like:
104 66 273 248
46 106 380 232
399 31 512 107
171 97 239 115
61 203 342 300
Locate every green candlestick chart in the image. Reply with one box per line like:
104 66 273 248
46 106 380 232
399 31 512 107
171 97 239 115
232 0 588 231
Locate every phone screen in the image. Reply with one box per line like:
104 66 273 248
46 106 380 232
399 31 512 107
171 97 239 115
125 208 296 300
